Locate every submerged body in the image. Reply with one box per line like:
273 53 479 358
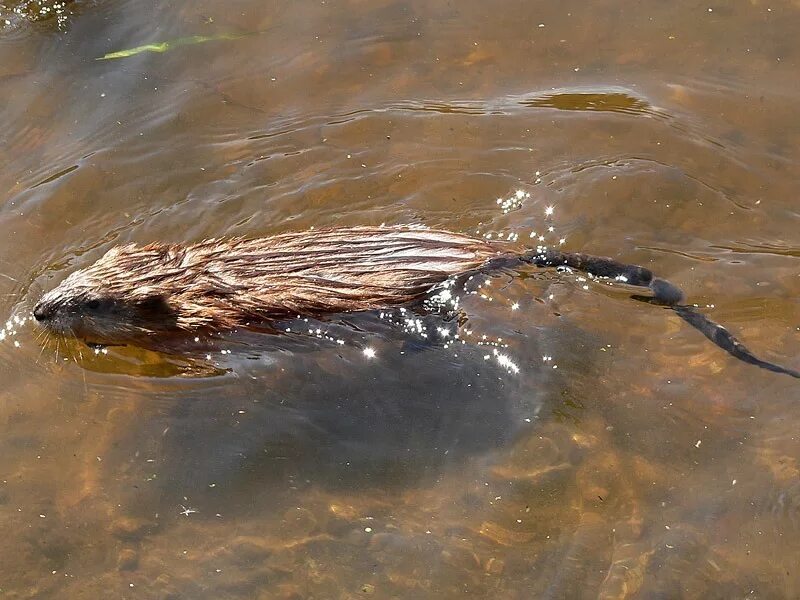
33 225 798 378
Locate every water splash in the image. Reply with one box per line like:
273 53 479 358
0 312 31 348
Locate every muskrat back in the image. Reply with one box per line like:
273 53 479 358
32 226 511 344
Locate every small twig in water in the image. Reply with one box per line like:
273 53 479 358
96 32 251 61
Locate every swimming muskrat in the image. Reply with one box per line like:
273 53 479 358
32 225 798 378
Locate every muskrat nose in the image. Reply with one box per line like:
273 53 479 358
33 303 52 322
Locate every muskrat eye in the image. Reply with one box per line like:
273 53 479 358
86 299 101 310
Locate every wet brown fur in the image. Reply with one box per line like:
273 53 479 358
34 226 516 344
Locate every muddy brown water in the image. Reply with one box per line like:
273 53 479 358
0 0 799 598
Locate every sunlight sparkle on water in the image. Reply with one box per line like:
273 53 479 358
0 314 31 347
363 347 376 359
493 349 520 374
496 189 529 214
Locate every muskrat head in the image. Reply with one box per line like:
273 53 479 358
33 244 182 345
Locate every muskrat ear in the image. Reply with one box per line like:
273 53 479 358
137 295 174 315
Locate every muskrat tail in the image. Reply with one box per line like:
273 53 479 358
519 248 800 379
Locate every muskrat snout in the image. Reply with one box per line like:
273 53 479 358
33 302 53 322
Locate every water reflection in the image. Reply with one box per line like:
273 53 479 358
519 89 657 116
1 0 799 597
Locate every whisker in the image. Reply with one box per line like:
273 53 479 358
0 273 18 283
75 342 89 399
35 330 49 366
43 330 53 349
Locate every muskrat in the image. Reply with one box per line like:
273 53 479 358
32 225 799 378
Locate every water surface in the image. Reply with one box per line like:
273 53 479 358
0 0 798 597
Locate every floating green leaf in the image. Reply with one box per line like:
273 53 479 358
97 32 248 60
